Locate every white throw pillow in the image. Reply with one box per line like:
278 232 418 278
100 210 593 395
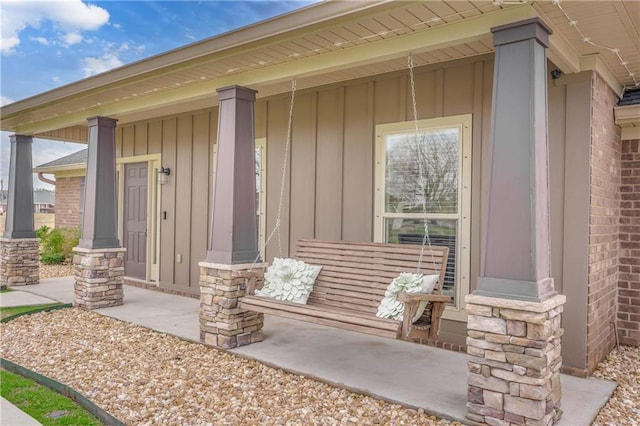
376 272 439 321
255 258 322 304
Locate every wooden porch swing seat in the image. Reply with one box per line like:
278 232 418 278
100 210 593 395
239 239 451 341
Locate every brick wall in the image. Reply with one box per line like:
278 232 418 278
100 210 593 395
587 74 622 372
619 138 640 346
55 176 82 228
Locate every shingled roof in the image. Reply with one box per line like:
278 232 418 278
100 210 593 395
619 88 640 106
35 148 87 169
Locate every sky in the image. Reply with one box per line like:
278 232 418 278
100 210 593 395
0 0 316 191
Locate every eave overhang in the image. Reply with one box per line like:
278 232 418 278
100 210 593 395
615 104 640 140
1 1 637 139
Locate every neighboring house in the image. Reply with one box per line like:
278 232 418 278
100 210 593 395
0 189 54 214
34 149 87 228
0 189 6 214
2 1 640 379
32 189 55 213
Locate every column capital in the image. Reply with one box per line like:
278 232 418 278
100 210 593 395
491 17 552 48
9 134 33 144
216 85 258 102
86 116 118 128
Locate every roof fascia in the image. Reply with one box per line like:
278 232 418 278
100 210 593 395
14 4 536 135
615 104 640 140
33 163 85 174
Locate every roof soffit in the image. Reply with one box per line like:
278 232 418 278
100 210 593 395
2 2 535 135
2 1 638 136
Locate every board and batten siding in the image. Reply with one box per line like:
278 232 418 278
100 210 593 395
115 111 216 294
111 56 572 351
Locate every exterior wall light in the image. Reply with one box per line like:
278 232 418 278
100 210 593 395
158 166 171 185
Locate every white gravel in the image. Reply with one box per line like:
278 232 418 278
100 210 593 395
593 345 640 426
1 309 457 425
39 261 74 279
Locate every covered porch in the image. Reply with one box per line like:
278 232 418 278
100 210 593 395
1 1 638 424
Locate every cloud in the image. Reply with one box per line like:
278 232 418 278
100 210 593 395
61 32 83 46
83 54 123 77
1 0 109 54
82 42 131 76
30 36 50 46
0 96 14 106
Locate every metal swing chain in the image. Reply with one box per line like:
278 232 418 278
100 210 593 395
250 79 297 271
276 79 297 258
408 53 438 275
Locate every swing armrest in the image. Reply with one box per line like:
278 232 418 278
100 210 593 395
396 293 451 303
398 293 451 340
246 279 256 295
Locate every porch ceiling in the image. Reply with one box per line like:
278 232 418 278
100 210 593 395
1 0 638 139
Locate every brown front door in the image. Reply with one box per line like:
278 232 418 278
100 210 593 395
124 163 147 279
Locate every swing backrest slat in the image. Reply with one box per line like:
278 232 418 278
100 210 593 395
295 239 449 316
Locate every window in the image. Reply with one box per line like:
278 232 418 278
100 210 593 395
375 115 471 320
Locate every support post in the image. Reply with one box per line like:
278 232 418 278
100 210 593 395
73 116 125 308
0 135 38 287
200 85 265 349
206 85 260 265
467 18 565 426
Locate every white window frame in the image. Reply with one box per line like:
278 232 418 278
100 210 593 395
255 138 267 255
374 114 472 321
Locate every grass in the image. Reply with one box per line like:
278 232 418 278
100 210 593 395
0 303 65 320
0 369 103 426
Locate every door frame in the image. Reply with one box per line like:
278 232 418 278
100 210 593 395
116 154 161 282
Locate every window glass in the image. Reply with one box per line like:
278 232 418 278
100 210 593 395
385 128 459 215
385 217 456 296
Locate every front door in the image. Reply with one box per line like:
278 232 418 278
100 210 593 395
123 163 147 279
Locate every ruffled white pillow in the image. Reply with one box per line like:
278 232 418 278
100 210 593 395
255 258 322 304
376 272 439 321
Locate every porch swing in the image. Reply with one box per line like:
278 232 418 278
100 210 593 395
239 54 452 342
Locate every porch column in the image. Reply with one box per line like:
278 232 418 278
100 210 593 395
199 85 265 349
0 135 39 287
206 85 260 265
73 116 125 309
466 18 565 426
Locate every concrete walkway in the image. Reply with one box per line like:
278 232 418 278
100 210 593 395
0 397 42 426
2 278 617 425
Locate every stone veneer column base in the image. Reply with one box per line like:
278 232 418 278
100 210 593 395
0 238 39 287
466 294 566 426
199 262 266 349
73 247 125 309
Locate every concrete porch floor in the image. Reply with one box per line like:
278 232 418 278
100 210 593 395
1 277 616 425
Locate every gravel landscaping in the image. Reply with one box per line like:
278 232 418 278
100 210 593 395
593 345 640 426
39 261 74 279
1 309 455 425
5 264 636 424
